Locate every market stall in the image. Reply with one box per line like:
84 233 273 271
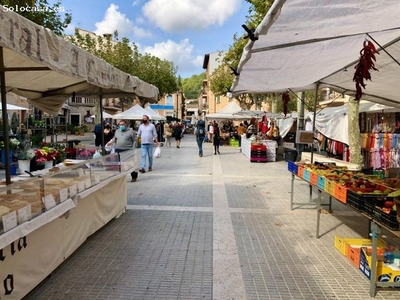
0 151 137 299
229 0 400 296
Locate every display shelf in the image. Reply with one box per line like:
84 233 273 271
289 170 400 297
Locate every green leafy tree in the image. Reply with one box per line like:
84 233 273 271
182 73 206 99
2 0 72 36
68 29 179 106
209 1 274 108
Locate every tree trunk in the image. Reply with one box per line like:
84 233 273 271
348 97 363 169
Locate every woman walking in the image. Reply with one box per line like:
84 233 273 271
173 122 183 148
213 122 221 155
164 122 173 147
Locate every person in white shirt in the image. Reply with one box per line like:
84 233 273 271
136 115 159 173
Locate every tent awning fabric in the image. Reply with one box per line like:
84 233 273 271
91 112 113 119
144 106 166 121
205 102 247 120
112 104 148 120
276 101 396 144
231 0 400 108
0 5 159 115
0 103 29 110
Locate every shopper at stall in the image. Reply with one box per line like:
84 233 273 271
164 122 173 147
195 116 206 157
213 122 221 155
103 122 114 153
237 123 246 149
173 122 183 148
137 114 159 173
106 120 138 182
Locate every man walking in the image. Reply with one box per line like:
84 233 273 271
137 114 159 173
106 120 138 182
195 115 206 157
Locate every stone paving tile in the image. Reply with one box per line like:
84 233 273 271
24 210 212 300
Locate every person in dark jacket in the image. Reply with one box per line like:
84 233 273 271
173 123 183 148
195 118 206 157
213 122 221 155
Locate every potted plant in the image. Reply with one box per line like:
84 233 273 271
0 138 20 165
17 148 35 174
35 147 57 169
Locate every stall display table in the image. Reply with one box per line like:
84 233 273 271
288 167 400 297
0 151 136 299
241 138 278 162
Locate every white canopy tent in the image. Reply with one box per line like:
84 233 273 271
205 101 247 120
91 112 114 119
144 106 166 121
112 104 148 120
0 103 29 111
231 0 400 108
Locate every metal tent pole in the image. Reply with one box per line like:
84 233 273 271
310 83 320 163
99 90 105 155
0 47 11 184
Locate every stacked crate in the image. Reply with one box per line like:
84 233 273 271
250 144 267 163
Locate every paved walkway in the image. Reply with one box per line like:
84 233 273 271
24 135 400 299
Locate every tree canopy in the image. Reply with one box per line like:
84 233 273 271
2 0 72 36
68 29 179 105
182 73 206 100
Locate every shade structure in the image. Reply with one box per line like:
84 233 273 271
205 102 247 120
0 5 159 116
112 104 148 120
230 0 400 108
144 106 166 121
91 112 114 119
0 103 29 110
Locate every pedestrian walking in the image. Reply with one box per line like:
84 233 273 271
137 115 159 173
106 120 138 182
195 116 206 157
213 122 221 155
164 122 173 147
207 121 214 143
173 122 183 148
237 122 246 150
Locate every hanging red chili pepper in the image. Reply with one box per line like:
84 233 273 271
282 92 290 116
353 40 379 100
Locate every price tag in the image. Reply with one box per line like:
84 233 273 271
85 177 92 189
2 211 17 232
77 168 84 177
94 174 100 184
18 205 32 224
42 194 56 210
59 188 69 202
69 184 77 197
78 180 86 192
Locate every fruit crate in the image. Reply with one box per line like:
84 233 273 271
317 175 326 190
324 178 336 196
359 247 400 282
310 171 318 186
334 235 376 256
287 161 298 175
334 183 348 203
298 165 304 179
346 188 375 212
371 207 399 230
303 169 311 182
250 157 267 163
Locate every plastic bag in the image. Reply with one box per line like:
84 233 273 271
153 146 161 158
93 150 101 159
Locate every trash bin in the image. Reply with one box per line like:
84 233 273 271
284 148 297 162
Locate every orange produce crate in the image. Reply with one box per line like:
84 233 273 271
334 183 348 203
346 245 385 268
298 165 304 179
310 171 318 186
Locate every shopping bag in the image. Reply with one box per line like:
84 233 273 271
153 146 161 158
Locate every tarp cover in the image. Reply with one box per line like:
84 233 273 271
112 104 148 120
231 0 400 108
0 6 159 115
205 101 246 120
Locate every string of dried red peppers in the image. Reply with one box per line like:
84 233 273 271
353 40 379 100
282 91 290 116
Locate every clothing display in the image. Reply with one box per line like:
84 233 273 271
361 133 400 169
